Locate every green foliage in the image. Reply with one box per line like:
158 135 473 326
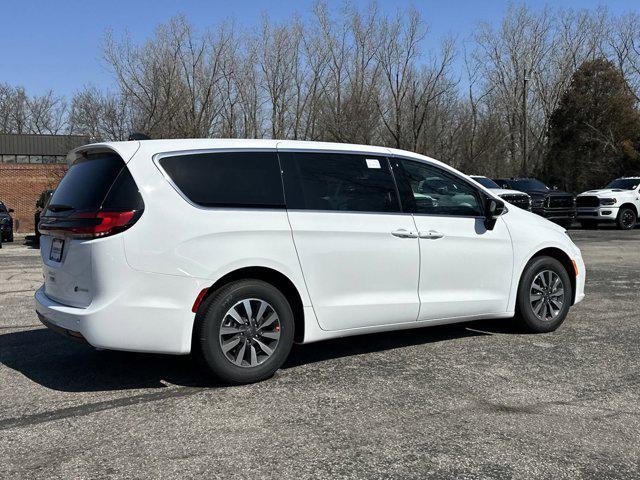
544 59 640 193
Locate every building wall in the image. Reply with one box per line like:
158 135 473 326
0 164 67 233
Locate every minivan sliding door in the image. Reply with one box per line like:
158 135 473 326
279 151 420 331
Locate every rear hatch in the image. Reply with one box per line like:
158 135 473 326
39 149 144 307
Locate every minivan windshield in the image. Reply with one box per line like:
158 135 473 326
472 177 500 189
605 178 639 190
0 202 6 213
45 152 124 215
507 179 549 191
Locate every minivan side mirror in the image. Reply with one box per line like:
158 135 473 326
484 197 505 230
8 208 14 213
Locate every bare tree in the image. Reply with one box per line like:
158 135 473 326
376 8 427 149
3 1 640 187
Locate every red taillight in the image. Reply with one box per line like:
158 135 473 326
93 211 137 236
39 210 140 239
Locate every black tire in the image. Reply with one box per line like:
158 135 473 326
579 220 598 230
515 256 573 333
616 207 637 230
7 232 13 242
194 279 295 384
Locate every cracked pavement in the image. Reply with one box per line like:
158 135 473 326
1 230 639 479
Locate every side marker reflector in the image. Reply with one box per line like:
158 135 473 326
192 288 209 313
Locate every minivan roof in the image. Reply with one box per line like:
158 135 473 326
69 138 453 172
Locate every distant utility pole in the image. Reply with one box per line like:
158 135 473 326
522 67 529 176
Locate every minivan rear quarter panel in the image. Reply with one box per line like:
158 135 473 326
122 145 312 307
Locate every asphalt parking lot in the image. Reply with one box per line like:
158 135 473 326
1 230 639 479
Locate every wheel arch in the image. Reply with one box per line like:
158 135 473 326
527 247 577 305
618 202 638 216
193 266 306 344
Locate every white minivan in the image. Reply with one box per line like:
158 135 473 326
36 139 585 384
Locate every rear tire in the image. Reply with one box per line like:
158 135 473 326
515 256 573 333
194 279 295 385
617 207 637 230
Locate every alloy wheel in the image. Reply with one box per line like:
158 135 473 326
218 298 281 368
621 210 636 229
529 270 565 321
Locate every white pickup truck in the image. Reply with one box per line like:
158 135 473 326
576 177 640 230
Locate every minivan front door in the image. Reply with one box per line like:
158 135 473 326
394 158 514 321
279 151 420 331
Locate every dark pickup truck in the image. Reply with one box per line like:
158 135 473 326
0 201 14 243
494 178 576 227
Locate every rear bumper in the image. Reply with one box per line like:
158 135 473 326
576 207 619 221
34 269 208 354
37 311 87 343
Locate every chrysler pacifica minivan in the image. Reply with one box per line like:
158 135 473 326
36 140 585 384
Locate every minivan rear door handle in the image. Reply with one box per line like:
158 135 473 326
391 229 418 239
419 230 444 240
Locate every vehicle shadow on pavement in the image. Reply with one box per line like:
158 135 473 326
283 317 520 369
1 318 520 392
0 328 218 392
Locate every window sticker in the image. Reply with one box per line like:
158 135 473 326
366 158 381 169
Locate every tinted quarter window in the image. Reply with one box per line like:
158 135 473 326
160 151 284 208
102 168 145 211
45 152 125 216
398 159 483 216
280 152 400 213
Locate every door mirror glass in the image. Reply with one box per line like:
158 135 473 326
484 197 505 230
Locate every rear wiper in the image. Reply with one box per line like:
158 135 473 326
46 204 74 212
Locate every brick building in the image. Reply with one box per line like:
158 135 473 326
0 134 90 233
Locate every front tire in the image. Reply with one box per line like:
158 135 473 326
515 256 573 333
617 207 637 230
194 279 295 385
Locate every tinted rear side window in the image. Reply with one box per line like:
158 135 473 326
46 152 125 214
280 152 400 213
160 151 284 208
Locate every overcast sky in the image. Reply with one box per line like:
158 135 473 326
0 0 636 97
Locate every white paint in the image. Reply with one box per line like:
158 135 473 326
36 138 586 354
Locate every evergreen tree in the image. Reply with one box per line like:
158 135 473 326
545 58 640 193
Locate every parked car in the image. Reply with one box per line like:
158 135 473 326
493 178 576 227
0 201 14 242
470 176 532 211
36 140 586 384
34 189 54 247
576 177 640 230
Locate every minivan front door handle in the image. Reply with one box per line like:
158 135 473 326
419 230 444 240
391 229 418 239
